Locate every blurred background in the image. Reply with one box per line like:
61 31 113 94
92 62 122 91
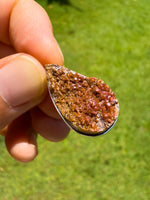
0 0 150 199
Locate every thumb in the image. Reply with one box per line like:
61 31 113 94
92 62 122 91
0 53 46 130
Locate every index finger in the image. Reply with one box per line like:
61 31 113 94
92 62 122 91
1 0 64 65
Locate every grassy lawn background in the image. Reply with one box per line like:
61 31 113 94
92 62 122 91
0 0 150 199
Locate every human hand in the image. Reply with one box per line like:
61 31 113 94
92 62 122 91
0 0 70 162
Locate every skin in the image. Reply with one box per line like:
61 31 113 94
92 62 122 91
0 0 70 163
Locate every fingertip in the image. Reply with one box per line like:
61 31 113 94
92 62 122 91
31 107 70 142
9 142 38 163
0 53 47 129
5 113 38 163
10 0 64 65
38 93 61 120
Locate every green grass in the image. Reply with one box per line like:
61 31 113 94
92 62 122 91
0 0 150 199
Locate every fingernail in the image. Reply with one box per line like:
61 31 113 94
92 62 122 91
0 55 46 107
